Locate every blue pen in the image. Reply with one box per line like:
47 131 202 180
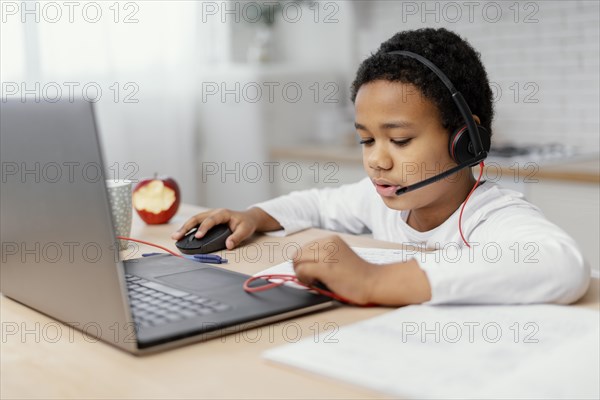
192 254 228 264
145 252 228 264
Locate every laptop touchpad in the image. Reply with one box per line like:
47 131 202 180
156 269 240 293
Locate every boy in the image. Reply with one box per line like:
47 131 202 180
172 28 589 306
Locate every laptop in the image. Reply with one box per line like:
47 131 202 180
0 100 332 354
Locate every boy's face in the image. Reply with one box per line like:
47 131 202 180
355 80 468 211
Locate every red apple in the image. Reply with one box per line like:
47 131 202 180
132 174 180 224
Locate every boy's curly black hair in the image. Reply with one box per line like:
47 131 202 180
351 28 494 137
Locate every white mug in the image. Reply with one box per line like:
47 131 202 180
106 179 133 251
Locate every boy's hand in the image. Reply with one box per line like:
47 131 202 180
292 235 432 306
171 207 282 250
171 208 258 250
292 235 379 305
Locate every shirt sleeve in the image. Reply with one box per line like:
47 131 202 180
417 205 591 305
250 178 373 236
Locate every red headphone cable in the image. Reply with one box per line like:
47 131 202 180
458 161 485 248
244 274 374 306
116 236 184 258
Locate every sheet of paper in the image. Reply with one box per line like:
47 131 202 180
253 247 409 289
263 304 600 399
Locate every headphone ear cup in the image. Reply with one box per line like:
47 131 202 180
449 125 491 164
448 126 471 164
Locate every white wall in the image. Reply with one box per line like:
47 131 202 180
4 1 597 208
193 1 358 209
353 0 600 153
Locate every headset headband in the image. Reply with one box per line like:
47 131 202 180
386 50 486 156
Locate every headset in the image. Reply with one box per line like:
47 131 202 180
384 50 491 196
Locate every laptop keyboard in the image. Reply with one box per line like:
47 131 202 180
125 274 231 329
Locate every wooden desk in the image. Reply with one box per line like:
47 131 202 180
2 204 598 399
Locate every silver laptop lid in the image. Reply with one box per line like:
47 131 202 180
1 100 136 352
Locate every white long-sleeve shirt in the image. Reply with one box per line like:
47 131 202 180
252 178 590 305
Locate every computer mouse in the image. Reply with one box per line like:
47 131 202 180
175 224 233 255
311 280 332 292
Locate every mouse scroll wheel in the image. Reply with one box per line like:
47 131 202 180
188 234 194 242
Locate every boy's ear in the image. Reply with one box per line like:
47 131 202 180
473 115 481 125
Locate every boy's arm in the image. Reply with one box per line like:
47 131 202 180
245 206 283 232
250 178 373 236
415 207 590 305
294 206 589 306
367 259 432 305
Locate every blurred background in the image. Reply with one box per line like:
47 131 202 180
2 0 599 270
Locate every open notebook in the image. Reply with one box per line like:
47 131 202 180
263 303 599 399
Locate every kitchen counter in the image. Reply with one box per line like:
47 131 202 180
270 146 600 184
515 158 600 183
